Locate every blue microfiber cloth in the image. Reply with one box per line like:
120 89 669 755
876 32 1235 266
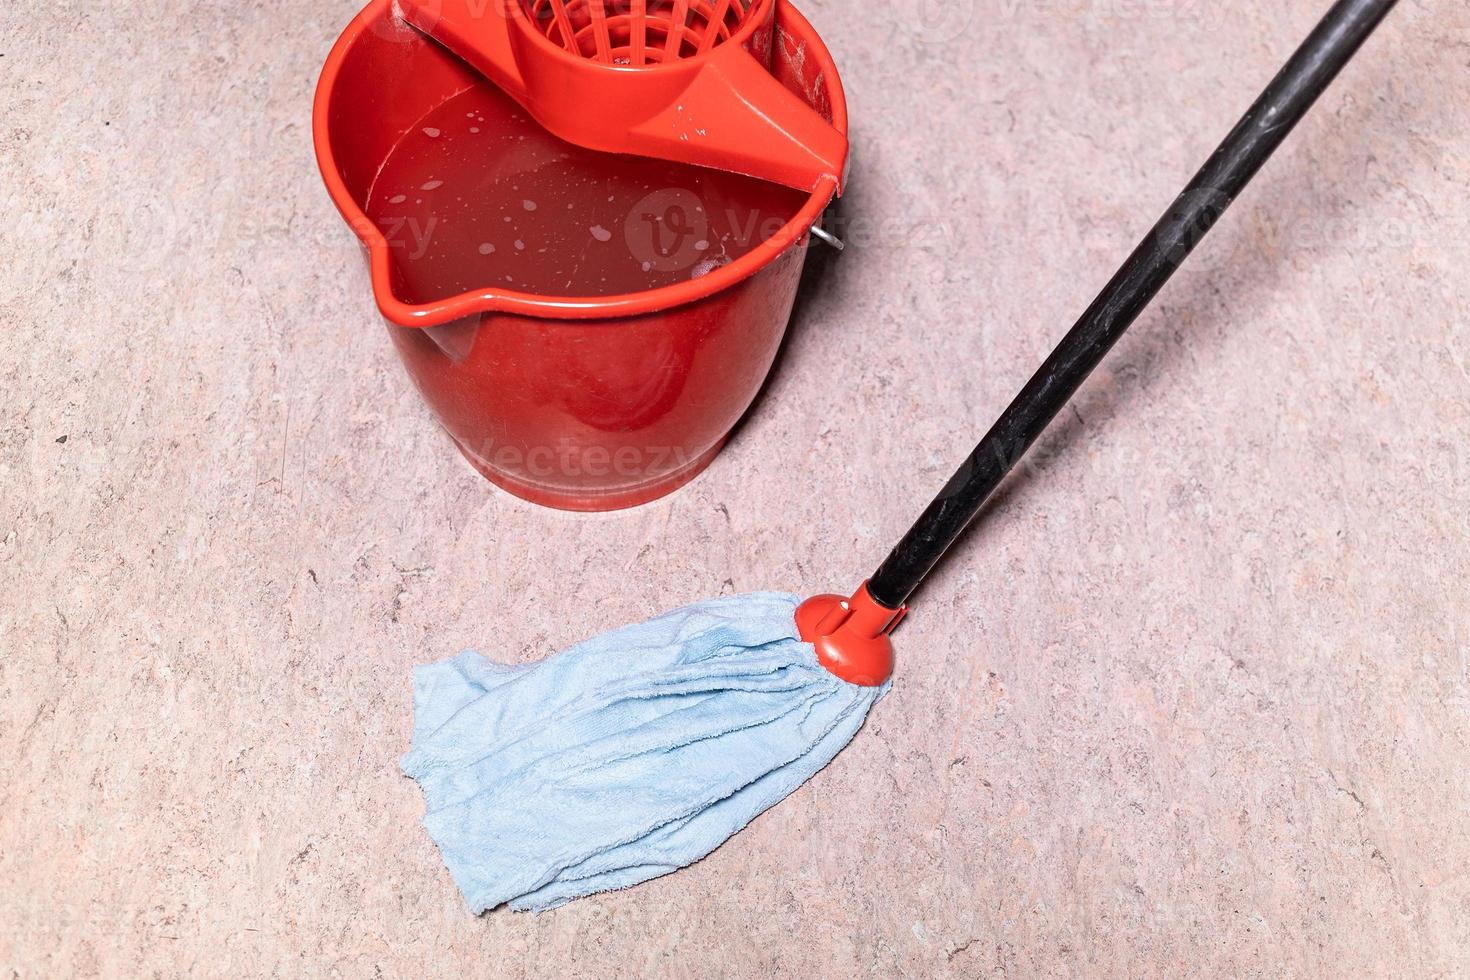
401 592 886 913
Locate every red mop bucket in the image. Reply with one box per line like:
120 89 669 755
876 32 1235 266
313 0 847 511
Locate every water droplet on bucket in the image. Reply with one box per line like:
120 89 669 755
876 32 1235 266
590 225 612 242
522 200 538 212
478 242 496 255
514 240 525 251
388 194 407 204
691 257 725 279
421 179 444 191
422 127 441 138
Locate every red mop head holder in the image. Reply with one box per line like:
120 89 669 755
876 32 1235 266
796 581 905 686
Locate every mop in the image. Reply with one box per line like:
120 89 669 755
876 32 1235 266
403 0 1399 912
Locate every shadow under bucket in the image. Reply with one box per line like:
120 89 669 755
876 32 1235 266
312 0 847 511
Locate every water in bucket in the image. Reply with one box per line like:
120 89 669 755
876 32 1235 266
365 83 809 303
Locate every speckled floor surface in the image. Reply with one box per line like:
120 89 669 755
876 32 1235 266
4 0 1468 975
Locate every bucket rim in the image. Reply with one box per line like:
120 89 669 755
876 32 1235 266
311 0 847 327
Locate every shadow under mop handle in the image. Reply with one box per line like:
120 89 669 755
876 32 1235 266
866 0 1398 611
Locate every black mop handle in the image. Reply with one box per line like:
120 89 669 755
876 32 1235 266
866 0 1398 610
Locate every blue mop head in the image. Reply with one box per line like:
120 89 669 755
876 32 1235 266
401 592 887 913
